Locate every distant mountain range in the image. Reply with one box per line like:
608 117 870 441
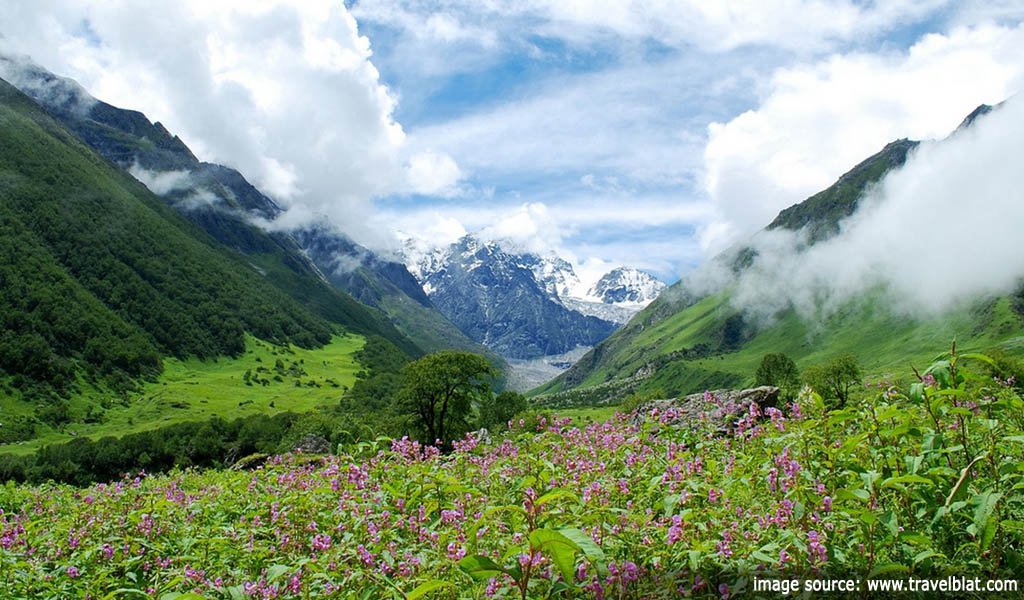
403 234 665 359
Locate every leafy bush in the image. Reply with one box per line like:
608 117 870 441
804 352 862 408
478 390 528 430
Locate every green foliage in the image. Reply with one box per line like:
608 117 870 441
985 346 1024 390
0 411 306 485
478 390 527 430
398 351 496 445
755 352 800 401
804 352 862 408
0 414 37 444
2 347 1023 598
0 78 340 395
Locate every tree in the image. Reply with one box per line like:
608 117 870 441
398 351 496 446
804 353 861 408
755 352 800 401
478 390 528 430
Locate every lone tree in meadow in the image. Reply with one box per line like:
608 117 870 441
804 353 862 408
755 352 801 401
398 351 496 445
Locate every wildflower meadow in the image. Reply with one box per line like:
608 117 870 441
1 348 1023 598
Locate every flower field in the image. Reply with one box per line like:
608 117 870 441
2 350 1023 599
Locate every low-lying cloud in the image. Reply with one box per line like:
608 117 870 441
128 164 192 196
0 53 96 115
689 96 1024 322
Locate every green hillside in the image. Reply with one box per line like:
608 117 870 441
537 119 1024 403
538 289 1024 402
0 78 420 443
0 58 457 361
0 333 363 454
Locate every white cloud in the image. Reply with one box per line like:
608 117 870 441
404 53 753 194
477 203 569 255
700 23 1024 254
404 150 463 197
355 0 951 54
0 0 462 248
691 96 1024 321
127 164 192 196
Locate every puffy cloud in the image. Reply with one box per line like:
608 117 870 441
700 23 1024 254
0 0 462 247
404 150 463 197
693 96 1024 320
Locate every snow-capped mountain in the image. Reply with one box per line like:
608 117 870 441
405 235 617 359
517 253 581 299
588 267 666 305
401 234 667 355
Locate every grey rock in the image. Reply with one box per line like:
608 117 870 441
633 386 780 427
293 433 331 454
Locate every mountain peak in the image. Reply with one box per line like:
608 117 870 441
588 267 666 305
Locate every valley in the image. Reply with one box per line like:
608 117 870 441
2 5 1024 599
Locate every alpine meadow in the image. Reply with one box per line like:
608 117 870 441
2 2 1024 599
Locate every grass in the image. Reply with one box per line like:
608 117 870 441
553 405 619 425
539 290 1024 402
0 333 364 455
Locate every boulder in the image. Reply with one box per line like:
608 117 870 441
293 433 331 454
633 386 780 427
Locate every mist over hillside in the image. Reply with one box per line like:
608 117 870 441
682 98 1024 324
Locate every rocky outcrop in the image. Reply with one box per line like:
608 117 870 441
293 434 332 454
633 386 780 427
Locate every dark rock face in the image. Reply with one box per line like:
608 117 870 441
421 237 617 359
294 225 430 310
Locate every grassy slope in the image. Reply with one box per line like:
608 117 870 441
0 334 364 455
0 77 422 447
538 290 1024 401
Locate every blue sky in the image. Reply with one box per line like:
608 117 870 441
346 0 1024 284
2 0 1024 285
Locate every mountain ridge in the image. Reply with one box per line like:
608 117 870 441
405 234 668 359
0 54 492 360
0 76 342 398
